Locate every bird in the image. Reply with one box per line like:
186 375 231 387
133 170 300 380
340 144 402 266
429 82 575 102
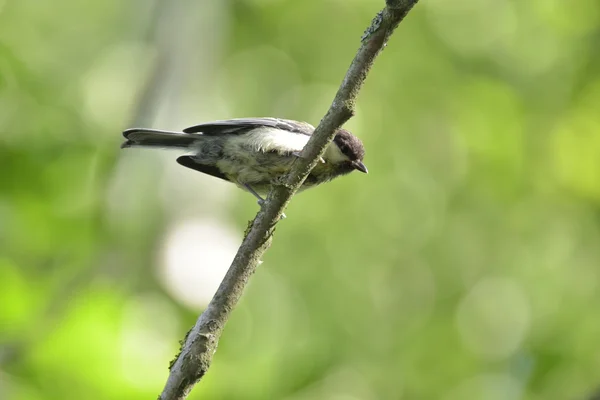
121 117 368 205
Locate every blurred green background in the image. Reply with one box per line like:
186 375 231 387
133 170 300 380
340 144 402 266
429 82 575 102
1 0 600 399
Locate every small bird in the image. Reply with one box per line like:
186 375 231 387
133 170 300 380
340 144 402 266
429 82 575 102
121 118 367 204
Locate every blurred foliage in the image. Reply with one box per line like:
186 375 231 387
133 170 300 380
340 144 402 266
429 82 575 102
1 0 600 399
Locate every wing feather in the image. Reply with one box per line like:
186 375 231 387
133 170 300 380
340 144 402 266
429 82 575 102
183 118 314 136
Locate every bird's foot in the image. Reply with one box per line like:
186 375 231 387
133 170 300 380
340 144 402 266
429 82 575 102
244 183 286 220
292 151 325 163
256 198 286 219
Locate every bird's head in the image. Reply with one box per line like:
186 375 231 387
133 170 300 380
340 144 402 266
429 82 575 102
326 129 368 173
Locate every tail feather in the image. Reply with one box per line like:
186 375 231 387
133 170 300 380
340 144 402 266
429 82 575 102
121 128 198 149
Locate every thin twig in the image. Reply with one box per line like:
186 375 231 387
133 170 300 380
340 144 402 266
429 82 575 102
159 1 419 398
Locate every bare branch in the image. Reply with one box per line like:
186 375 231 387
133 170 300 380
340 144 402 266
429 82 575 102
159 1 419 399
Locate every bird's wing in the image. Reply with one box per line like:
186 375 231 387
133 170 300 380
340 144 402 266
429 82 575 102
182 118 314 136
176 156 231 182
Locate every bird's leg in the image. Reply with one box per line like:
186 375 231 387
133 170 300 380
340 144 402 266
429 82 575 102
243 183 286 219
292 151 325 163
243 184 265 205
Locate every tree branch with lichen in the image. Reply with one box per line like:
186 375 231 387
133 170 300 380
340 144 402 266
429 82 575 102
159 1 420 399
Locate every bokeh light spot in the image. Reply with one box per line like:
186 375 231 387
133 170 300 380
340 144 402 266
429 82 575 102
159 218 240 309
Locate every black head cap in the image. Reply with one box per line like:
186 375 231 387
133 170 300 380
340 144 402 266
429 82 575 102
333 129 368 173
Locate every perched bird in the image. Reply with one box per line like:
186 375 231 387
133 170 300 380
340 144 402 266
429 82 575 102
121 118 367 204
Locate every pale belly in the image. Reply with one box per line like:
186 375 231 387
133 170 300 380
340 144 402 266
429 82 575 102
215 153 345 195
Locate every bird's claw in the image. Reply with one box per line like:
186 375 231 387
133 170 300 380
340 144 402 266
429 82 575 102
292 151 325 164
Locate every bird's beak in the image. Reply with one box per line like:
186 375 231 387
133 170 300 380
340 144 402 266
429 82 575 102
352 160 368 174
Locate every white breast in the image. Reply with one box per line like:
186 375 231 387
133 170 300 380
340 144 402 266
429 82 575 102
242 127 310 154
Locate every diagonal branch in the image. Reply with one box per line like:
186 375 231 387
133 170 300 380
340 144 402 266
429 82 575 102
160 1 419 399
